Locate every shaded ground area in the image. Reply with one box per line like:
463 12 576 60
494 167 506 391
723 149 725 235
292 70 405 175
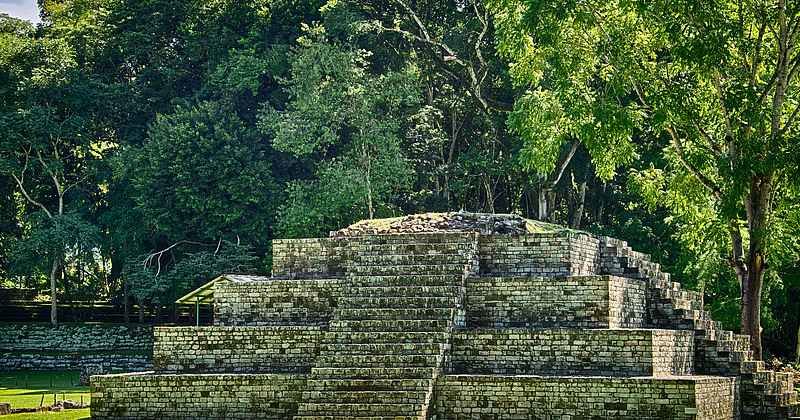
0 371 90 419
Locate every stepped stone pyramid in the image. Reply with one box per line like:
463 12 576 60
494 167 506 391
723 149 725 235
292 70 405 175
91 212 800 419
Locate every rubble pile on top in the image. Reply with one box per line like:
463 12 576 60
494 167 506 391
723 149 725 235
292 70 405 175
330 212 560 237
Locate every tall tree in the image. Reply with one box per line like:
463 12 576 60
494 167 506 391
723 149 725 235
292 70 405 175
259 26 419 237
0 14 104 325
491 0 800 358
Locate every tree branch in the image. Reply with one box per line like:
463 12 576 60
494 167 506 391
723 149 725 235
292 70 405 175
546 140 580 189
11 151 54 218
11 173 54 219
143 240 218 276
666 126 722 199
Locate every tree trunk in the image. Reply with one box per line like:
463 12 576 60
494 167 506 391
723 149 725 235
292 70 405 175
483 175 495 213
538 186 548 220
49 257 59 327
571 178 587 229
740 175 772 360
794 312 800 364
154 304 162 325
123 280 130 325
740 248 765 360
361 141 374 219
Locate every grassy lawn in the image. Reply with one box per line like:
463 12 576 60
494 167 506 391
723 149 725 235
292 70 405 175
0 371 90 419
0 409 90 420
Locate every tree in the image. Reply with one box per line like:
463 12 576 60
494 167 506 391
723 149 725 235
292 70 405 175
126 99 279 248
0 17 102 325
324 0 517 212
258 26 419 236
491 0 800 358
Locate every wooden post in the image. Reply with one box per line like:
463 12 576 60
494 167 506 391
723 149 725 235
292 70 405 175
195 296 200 327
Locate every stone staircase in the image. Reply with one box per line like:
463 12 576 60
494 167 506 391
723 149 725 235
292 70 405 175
294 233 479 420
599 236 800 419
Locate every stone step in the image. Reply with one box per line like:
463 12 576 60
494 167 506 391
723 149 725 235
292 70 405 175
301 390 427 405
750 381 796 397
304 378 431 392
311 366 436 379
348 275 463 287
351 233 476 244
348 285 462 297
767 392 798 406
652 288 702 306
356 254 470 265
651 299 694 312
712 339 750 354
650 278 683 291
752 371 795 391
322 331 449 344
701 329 734 343
740 360 766 373
296 403 422 416
353 243 476 253
315 353 440 368
615 256 659 271
349 263 467 275
789 402 800 417
336 307 454 320
651 284 702 304
320 340 441 352
340 296 460 309
294 417 416 420
330 319 453 332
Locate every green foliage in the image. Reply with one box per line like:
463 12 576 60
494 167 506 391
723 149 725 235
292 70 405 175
259 27 419 236
8 213 101 275
127 99 278 246
491 0 800 357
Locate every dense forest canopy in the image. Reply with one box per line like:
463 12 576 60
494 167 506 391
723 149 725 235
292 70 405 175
0 0 798 362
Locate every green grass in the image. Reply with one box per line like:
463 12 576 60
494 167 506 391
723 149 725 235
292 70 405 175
1 409 90 419
0 371 90 419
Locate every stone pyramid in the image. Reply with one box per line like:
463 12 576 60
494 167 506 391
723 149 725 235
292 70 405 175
91 213 800 419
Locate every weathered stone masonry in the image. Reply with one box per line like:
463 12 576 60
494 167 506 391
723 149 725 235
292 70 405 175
92 215 800 419
213 277 345 326
466 275 647 329
91 372 305 419
153 326 321 373
433 375 737 420
0 323 152 371
449 328 694 376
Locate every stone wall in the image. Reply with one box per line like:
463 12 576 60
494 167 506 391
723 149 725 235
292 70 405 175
432 375 737 419
153 326 321 373
213 279 345 326
449 329 694 376
0 288 36 302
695 375 739 419
271 238 347 278
477 232 598 277
91 372 305 419
0 353 151 372
0 323 152 371
465 275 647 329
